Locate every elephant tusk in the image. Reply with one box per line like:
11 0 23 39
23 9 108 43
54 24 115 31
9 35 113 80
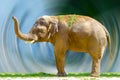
25 40 35 44
47 33 51 39
48 24 52 32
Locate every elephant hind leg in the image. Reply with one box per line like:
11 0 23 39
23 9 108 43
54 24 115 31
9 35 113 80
90 47 105 77
91 57 101 77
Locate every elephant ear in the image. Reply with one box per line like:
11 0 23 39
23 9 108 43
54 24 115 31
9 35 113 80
47 20 58 39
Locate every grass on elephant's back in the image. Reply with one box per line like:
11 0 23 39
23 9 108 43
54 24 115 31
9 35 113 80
0 72 120 77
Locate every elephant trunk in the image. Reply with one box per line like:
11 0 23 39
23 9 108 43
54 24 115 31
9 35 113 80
12 16 35 41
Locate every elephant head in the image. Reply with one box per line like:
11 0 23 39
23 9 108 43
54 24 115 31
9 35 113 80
12 16 58 43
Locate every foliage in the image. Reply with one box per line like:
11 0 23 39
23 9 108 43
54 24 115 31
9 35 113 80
58 15 77 27
0 72 120 77
0 72 55 77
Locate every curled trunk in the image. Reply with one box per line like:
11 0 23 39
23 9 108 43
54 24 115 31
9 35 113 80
12 16 34 41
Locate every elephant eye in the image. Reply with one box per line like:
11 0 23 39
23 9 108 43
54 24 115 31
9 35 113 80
40 21 46 25
39 18 47 25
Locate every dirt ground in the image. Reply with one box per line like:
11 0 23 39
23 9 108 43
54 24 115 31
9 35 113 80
0 77 120 80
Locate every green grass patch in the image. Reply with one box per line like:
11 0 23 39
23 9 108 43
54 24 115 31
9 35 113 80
101 72 120 77
0 72 55 77
68 72 120 77
0 72 120 77
68 73 90 77
58 15 77 27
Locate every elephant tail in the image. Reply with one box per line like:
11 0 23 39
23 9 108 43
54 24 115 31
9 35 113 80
100 25 112 59
106 32 113 59
102 26 113 59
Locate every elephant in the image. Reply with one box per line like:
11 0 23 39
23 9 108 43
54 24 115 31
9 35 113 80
12 14 111 77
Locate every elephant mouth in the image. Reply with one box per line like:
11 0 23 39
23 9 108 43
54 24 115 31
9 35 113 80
25 34 38 44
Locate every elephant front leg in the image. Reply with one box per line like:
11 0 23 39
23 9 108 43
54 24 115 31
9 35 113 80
91 58 101 77
54 47 67 77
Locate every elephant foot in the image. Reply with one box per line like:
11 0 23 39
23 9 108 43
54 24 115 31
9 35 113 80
90 73 100 77
57 72 67 77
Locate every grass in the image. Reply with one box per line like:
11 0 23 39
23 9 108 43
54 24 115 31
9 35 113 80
58 15 77 27
68 15 76 27
0 72 55 77
68 73 120 77
0 72 120 77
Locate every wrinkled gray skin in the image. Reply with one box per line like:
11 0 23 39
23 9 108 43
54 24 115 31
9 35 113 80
12 15 111 77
